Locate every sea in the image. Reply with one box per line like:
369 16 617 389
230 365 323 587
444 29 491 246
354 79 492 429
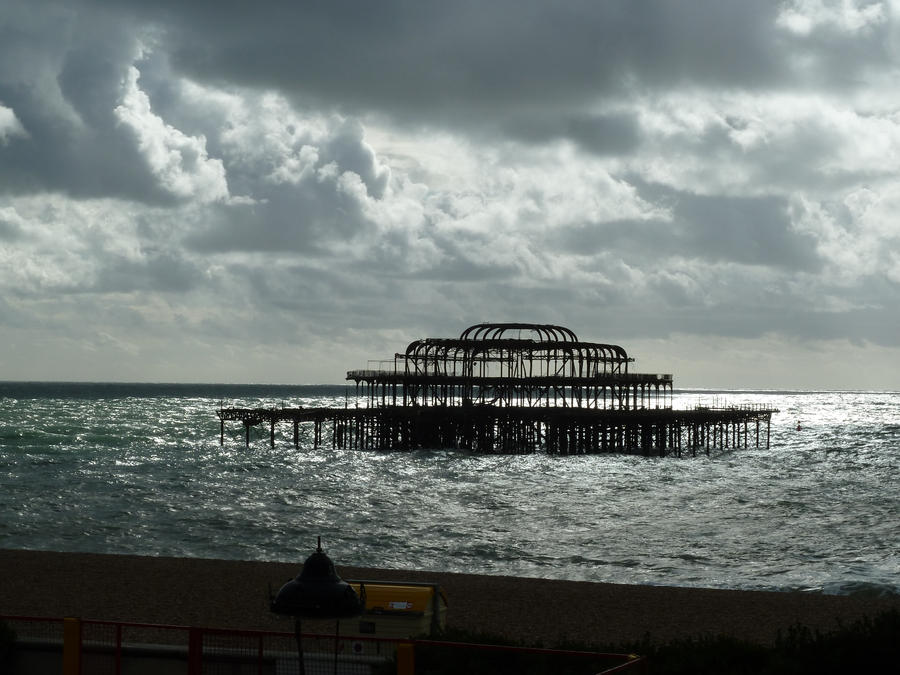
1 382 897 598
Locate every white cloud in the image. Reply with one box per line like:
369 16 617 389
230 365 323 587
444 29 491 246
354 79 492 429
115 66 230 203
199 89 330 187
777 0 887 35
0 104 27 143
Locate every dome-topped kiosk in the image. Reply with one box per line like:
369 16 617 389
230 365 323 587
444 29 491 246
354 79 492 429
271 537 364 675
271 537 364 619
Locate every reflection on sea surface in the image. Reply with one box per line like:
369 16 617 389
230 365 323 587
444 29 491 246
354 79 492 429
0 385 898 596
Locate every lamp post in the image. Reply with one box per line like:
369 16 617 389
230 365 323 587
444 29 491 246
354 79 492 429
271 537 365 675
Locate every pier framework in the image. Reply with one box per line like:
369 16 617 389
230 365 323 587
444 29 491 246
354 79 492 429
217 323 777 456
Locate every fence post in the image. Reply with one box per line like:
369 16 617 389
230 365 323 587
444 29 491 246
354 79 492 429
397 642 414 675
115 624 122 675
62 617 81 675
188 627 203 675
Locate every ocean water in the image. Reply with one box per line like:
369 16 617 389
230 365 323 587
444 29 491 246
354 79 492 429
1 382 897 597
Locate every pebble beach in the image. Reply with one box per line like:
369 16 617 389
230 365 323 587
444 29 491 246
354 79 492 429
2 548 897 648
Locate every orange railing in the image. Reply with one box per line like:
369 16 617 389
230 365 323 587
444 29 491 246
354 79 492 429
0 614 644 674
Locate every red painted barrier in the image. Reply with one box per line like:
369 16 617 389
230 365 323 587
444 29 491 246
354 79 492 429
1 614 644 674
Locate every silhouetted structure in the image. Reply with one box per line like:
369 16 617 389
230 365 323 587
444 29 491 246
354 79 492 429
270 537 364 675
218 323 777 456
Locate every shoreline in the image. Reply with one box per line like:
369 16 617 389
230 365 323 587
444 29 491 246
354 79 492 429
2 548 897 647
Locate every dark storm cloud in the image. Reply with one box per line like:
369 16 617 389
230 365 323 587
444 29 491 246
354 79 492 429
106 1 796 134
675 193 821 270
554 190 821 270
507 113 641 155
323 121 390 199
0 3 180 202
0 109 168 203
0 214 22 240
780 7 893 88
210 260 437 345
602 297 900 348
184 177 373 254
0 0 886 204
405 243 518 283
94 250 204 294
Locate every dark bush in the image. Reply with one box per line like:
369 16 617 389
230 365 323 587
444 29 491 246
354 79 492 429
605 608 900 675
0 619 16 668
385 608 900 674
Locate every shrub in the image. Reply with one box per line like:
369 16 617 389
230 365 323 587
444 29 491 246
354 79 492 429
0 619 16 668
393 608 900 675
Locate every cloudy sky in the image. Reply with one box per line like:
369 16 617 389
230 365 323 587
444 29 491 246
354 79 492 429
1 0 899 389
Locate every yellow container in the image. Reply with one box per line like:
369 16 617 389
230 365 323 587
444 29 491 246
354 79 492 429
347 580 447 639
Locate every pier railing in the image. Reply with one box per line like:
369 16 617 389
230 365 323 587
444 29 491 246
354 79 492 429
347 369 674 383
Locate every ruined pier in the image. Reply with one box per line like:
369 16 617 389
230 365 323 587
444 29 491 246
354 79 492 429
217 322 777 456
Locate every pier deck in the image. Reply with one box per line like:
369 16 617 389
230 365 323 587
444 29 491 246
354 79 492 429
217 403 775 456
216 323 777 456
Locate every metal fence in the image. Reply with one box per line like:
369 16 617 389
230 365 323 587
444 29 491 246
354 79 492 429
0 615 644 675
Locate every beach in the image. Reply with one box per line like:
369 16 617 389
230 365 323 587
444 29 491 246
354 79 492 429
1 549 896 648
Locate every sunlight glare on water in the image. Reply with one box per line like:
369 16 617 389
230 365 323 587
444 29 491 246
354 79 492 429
0 384 898 596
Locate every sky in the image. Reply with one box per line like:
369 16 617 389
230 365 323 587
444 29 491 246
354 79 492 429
1 0 899 389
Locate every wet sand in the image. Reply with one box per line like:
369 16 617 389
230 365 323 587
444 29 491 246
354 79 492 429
1 548 896 647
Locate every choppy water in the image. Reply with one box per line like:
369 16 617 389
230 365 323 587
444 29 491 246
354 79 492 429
1 383 898 597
